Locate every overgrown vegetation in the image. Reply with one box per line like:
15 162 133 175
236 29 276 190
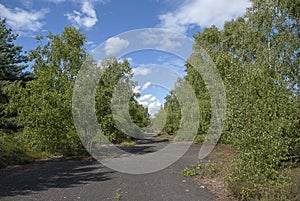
1 1 299 200
183 161 219 178
0 18 30 132
96 57 150 144
163 0 300 200
6 27 87 156
0 130 32 168
0 20 149 167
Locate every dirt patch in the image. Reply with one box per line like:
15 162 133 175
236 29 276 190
195 144 237 201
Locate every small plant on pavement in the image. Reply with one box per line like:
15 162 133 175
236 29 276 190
183 161 219 178
114 188 122 200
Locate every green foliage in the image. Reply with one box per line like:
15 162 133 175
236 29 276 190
183 161 219 178
196 1 300 199
120 141 136 147
177 0 300 199
163 90 181 134
0 18 28 81
129 99 150 128
163 77 200 142
114 188 122 200
0 130 33 168
7 27 87 156
148 106 167 133
95 58 150 144
185 61 211 136
193 134 206 144
182 166 197 177
225 158 295 200
221 0 299 198
0 18 29 130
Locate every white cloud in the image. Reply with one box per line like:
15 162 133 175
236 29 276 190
141 81 151 90
45 0 110 4
0 3 49 32
126 57 133 63
137 94 162 117
86 41 95 45
163 58 185 67
140 29 183 49
104 37 130 56
66 1 98 29
149 96 156 102
132 67 151 76
133 81 152 94
44 0 68 3
139 94 152 101
158 0 251 33
22 0 34 9
85 40 97 51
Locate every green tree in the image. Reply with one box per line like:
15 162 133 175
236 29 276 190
182 0 299 199
129 97 151 128
0 18 28 130
225 1 299 198
163 90 181 134
8 27 86 155
149 106 166 133
95 58 150 143
148 0 299 158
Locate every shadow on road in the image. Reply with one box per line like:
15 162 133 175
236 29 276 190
0 159 113 198
92 139 170 158
0 139 170 199
0 142 215 201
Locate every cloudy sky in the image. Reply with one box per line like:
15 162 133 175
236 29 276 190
0 0 251 117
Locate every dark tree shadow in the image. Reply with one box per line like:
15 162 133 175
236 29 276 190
134 138 169 145
0 159 114 198
0 140 170 198
118 145 158 154
119 140 169 154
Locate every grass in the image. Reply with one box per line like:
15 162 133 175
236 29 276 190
0 131 51 169
156 132 174 141
0 134 31 168
183 161 220 178
119 141 136 147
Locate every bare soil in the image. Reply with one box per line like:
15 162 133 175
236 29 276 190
195 144 238 201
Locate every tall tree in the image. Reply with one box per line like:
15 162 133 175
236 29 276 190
149 106 167 133
8 27 86 155
177 0 299 199
95 58 150 143
0 18 28 130
163 90 181 134
187 0 299 149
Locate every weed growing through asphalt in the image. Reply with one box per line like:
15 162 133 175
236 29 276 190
114 188 121 200
183 161 219 178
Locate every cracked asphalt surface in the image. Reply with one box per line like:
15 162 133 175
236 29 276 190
0 141 214 201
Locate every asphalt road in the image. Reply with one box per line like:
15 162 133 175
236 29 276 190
0 141 214 201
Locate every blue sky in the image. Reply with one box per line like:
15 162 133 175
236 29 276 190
0 0 251 116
